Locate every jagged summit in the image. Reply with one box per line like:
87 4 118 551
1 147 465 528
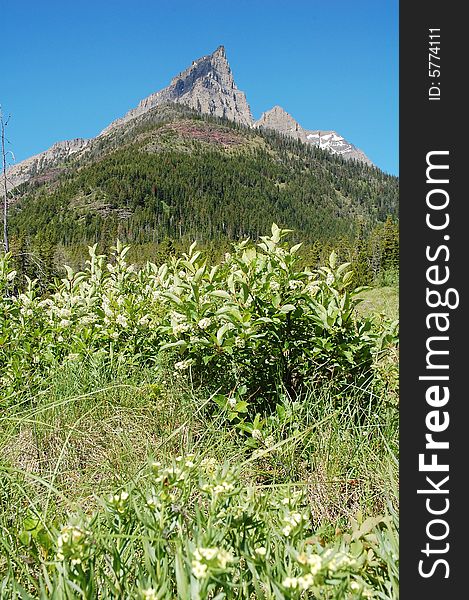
100 45 253 135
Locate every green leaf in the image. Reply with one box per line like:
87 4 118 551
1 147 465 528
210 290 232 299
160 340 188 351
175 552 190 598
279 304 295 313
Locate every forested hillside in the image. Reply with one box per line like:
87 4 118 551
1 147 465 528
8 105 398 274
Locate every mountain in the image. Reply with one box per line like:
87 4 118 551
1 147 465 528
5 45 376 192
255 106 372 165
8 101 398 254
100 45 253 135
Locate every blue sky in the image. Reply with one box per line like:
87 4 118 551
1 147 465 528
2 0 398 174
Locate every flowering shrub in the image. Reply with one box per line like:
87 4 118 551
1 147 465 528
0 226 398 407
20 458 397 599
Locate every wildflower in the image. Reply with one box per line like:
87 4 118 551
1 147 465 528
59 319 71 328
297 553 322 575
111 331 119 340
175 359 192 370
197 548 217 561
146 494 161 510
80 315 96 325
141 588 158 600
228 397 237 408
192 561 208 579
209 481 235 495
201 457 217 473
116 314 128 328
56 524 90 564
254 546 267 557
197 317 211 330
288 280 301 290
251 429 262 440
108 490 130 514
282 525 292 536
297 574 315 590
270 280 280 291
234 337 245 348
350 581 361 592
282 577 298 589
173 323 189 335
326 272 334 285
58 307 72 318
264 435 275 447
327 552 354 572
139 314 150 326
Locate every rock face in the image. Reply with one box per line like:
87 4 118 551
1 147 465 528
100 45 253 135
255 106 372 165
5 138 89 191
255 106 307 142
5 46 374 191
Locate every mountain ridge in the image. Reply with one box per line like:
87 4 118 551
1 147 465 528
5 46 374 190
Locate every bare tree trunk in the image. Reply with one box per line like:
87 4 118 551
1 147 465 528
1 110 10 254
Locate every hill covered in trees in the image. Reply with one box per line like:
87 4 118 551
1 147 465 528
7 104 398 283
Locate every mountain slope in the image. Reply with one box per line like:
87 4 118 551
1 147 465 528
9 104 398 250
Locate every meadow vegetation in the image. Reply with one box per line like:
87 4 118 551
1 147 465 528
0 225 399 598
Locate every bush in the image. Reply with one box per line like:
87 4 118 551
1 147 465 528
0 226 398 409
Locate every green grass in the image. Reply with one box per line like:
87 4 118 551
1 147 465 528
0 355 399 598
356 285 399 322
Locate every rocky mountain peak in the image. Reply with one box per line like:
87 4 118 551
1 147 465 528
255 106 306 141
101 46 253 134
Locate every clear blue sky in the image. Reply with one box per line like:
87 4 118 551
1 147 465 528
1 0 398 174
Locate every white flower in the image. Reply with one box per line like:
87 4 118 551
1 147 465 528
228 398 237 408
116 314 128 328
326 272 334 285
251 429 262 440
175 359 192 371
197 317 211 330
350 581 361 592
173 323 189 335
270 280 280 291
298 574 315 590
59 319 71 328
282 577 298 589
254 546 267 556
234 337 245 348
141 588 158 600
192 561 208 579
298 553 322 575
282 525 292 536
199 548 217 561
